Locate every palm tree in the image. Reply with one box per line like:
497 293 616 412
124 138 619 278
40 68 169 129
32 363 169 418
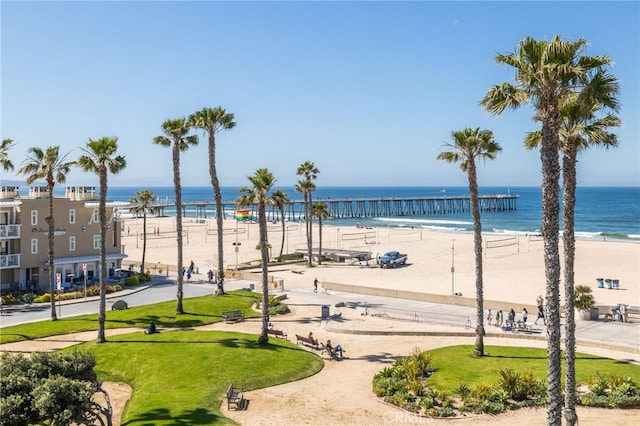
77 137 126 343
437 128 501 357
188 107 236 280
524 69 620 426
18 146 74 321
153 118 198 314
129 189 156 274
1 138 15 172
237 168 276 345
296 161 319 267
480 35 610 425
311 201 330 265
270 189 289 262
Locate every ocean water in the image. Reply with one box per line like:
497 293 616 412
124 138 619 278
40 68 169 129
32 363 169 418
100 186 640 242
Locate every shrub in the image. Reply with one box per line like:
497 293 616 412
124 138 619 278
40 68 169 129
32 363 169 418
124 276 139 286
33 293 51 303
1 294 19 305
136 273 151 283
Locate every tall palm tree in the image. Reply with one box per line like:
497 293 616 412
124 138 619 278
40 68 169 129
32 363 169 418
437 127 501 357
153 118 198 314
188 107 236 279
237 168 276 345
18 146 74 321
311 202 330 266
296 161 319 267
270 189 289 262
480 35 610 425
1 138 15 172
524 69 620 426
129 189 156 274
77 137 126 343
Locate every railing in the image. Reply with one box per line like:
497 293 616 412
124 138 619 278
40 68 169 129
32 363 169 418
0 224 21 239
0 253 21 269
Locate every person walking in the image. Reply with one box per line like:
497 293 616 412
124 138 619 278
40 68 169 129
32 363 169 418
521 308 528 324
535 304 546 325
313 278 319 293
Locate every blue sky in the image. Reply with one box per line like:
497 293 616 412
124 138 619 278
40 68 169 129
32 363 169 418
2 1 639 188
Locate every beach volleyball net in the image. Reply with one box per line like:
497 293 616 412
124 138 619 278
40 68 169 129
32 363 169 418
484 236 519 257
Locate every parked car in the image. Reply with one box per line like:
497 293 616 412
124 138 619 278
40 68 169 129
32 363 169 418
376 251 408 268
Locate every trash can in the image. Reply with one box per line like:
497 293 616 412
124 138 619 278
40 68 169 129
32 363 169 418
249 283 255 291
612 279 620 289
321 305 330 318
596 278 604 288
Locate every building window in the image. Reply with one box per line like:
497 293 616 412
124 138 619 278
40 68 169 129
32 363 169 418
69 236 76 251
69 209 76 224
31 238 38 254
93 235 101 249
92 209 99 223
31 210 38 226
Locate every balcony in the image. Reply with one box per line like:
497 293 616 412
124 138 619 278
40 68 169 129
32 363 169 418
0 224 21 239
0 253 21 269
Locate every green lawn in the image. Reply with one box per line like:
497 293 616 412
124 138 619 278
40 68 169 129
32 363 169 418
74 330 323 425
0 290 259 344
426 345 640 391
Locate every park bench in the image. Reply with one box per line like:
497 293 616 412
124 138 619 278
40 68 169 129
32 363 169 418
111 300 128 310
267 328 288 340
226 384 244 410
221 310 245 324
295 334 321 350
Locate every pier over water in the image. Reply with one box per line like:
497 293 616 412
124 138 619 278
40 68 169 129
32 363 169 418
141 194 518 221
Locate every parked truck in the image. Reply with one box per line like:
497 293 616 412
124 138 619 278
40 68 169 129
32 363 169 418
376 251 408 268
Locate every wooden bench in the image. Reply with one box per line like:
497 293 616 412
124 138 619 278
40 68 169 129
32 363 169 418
226 384 244 410
295 334 321 350
221 310 245 324
267 329 287 340
111 300 128 310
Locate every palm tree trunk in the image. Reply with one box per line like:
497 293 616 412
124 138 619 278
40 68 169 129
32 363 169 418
318 217 323 266
541 104 563 426
46 188 57 321
308 192 313 266
258 201 270 345
97 169 108 343
563 141 578 426
174 143 184 314
141 210 147 273
468 161 484 356
279 207 285 262
208 133 225 281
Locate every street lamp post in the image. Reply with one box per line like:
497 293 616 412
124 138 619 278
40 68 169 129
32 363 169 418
233 226 241 271
450 239 455 296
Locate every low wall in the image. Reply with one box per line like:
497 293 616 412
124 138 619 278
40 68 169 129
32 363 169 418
322 281 539 313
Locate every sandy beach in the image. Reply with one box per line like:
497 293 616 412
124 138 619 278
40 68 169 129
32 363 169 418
121 216 639 309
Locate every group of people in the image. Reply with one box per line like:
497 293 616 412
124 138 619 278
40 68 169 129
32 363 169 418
486 296 546 329
182 260 196 283
308 332 344 359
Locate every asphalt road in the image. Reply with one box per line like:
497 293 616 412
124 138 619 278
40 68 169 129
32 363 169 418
0 276 221 328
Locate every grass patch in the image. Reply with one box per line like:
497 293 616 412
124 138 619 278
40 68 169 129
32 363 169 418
0 291 259 345
73 330 323 425
425 345 640 391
